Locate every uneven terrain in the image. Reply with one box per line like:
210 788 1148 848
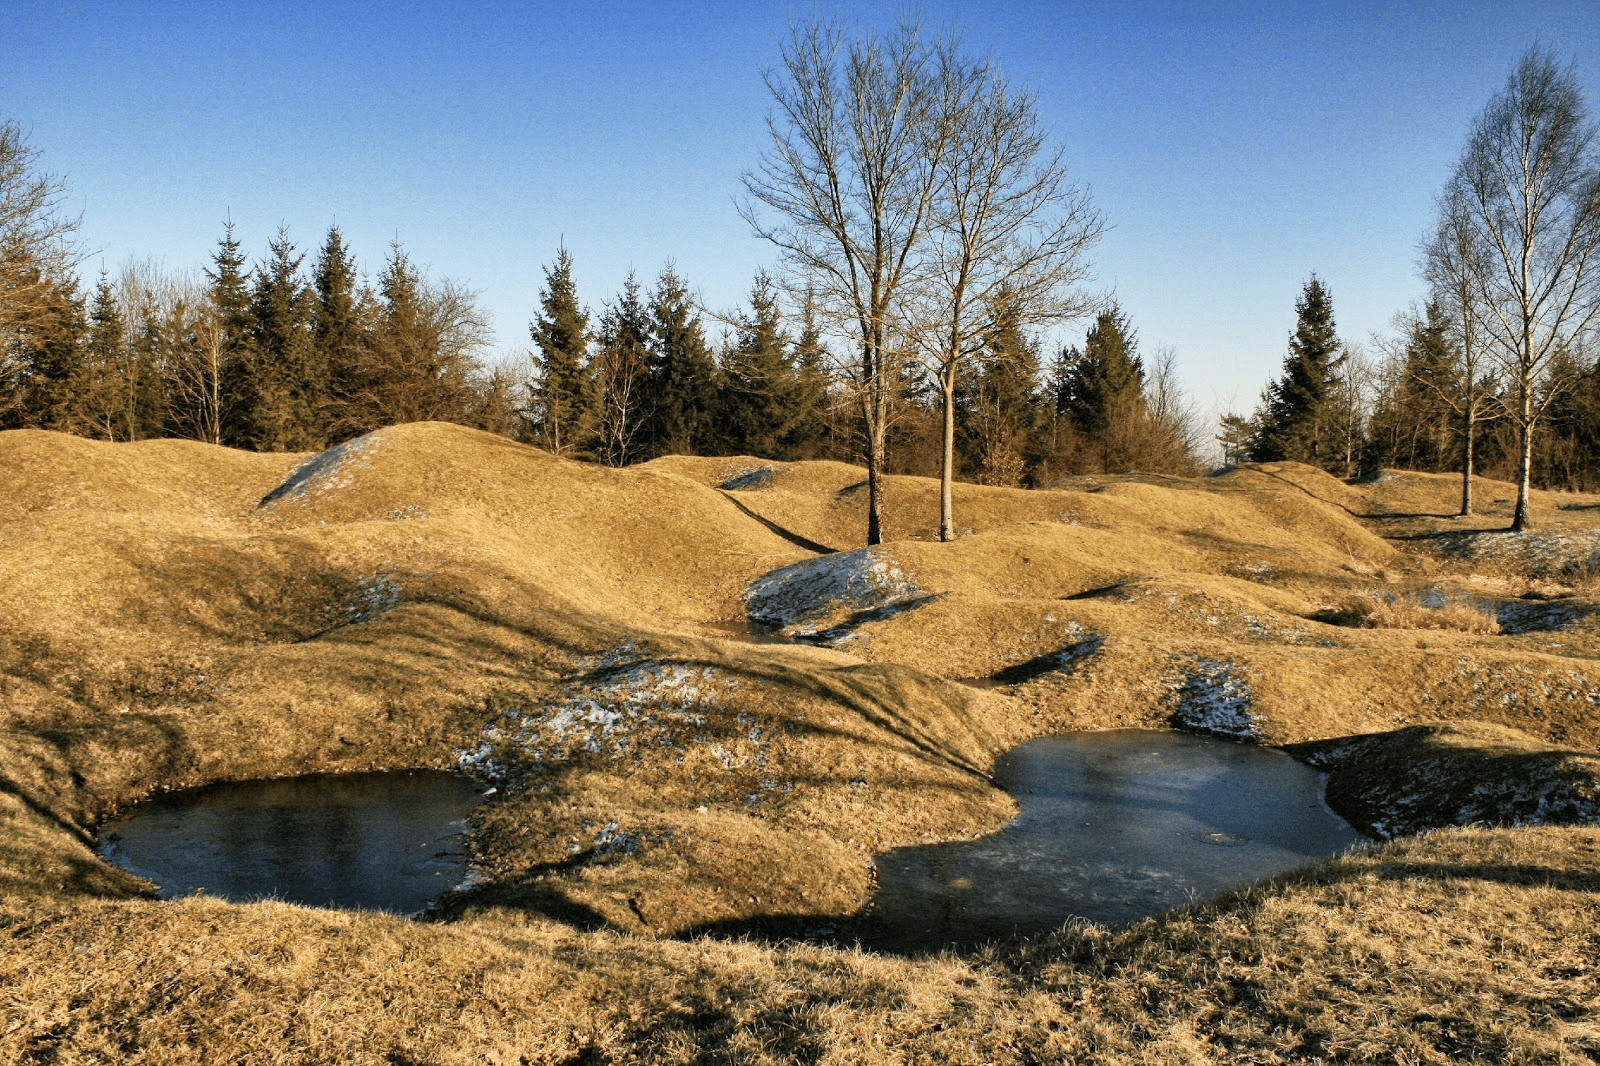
4 422 1600 1063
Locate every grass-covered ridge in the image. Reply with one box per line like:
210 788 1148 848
5 422 1600 1062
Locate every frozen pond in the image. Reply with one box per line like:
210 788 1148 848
870 730 1363 948
99 771 484 915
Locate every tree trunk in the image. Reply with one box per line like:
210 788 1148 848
939 368 956 542
866 417 886 545
1460 413 1475 517
1512 408 1534 532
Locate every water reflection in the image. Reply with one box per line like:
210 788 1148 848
870 730 1363 948
99 771 484 914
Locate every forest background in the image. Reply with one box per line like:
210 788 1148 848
4 4 1600 512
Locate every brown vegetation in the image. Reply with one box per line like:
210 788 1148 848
5 427 1600 1062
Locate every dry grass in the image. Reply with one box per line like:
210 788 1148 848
6 429 1600 1061
1313 590 1502 634
5 828 1598 1063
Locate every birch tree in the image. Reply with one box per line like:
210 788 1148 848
1442 48 1600 530
905 66 1101 540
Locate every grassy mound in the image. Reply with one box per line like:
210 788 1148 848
6 428 1600 1062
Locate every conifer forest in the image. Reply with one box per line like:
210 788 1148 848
4 41 1599 522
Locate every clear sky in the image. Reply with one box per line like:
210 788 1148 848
4 1 1598 435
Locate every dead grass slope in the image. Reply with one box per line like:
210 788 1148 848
5 827 1597 1064
0 424 1020 933
7 433 1600 1063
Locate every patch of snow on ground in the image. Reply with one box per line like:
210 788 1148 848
1165 657 1261 740
743 547 925 631
457 649 755 789
1435 528 1600 579
259 430 388 507
720 466 775 490
1496 598 1600 635
329 573 401 625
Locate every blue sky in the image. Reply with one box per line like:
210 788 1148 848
4 1 1598 433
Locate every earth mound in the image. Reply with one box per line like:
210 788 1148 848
6 428 1600 1063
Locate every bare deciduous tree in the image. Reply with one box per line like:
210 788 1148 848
1442 48 1600 530
902 65 1102 540
1413 187 1505 515
0 119 82 423
743 17 957 545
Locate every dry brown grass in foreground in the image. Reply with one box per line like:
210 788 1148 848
7 428 1600 1062
4 828 1597 1064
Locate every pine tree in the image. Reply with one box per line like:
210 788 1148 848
644 264 718 456
1250 275 1343 467
592 273 653 466
1057 303 1144 438
527 246 593 456
313 225 366 441
1367 301 1460 472
8 268 85 431
718 270 819 458
238 228 319 451
205 222 254 446
960 298 1042 485
78 271 129 438
783 287 832 458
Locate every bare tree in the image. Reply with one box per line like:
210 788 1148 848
1443 48 1600 530
902 65 1103 540
743 17 957 545
0 119 82 423
1328 343 1372 478
1414 190 1505 515
1143 345 1205 474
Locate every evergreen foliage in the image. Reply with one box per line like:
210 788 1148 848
1250 276 1344 467
527 246 592 457
1366 301 1461 472
1057 303 1144 438
959 298 1042 485
718 271 822 459
313 226 366 441
644 265 718 457
592 273 653 467
237 228 319 451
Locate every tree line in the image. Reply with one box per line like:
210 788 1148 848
1226 47 1600 531
1 109 1203 496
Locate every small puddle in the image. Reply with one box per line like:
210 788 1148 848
99 771 485 915
869 730 1363 949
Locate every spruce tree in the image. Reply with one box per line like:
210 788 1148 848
10 269 85 432
239 228 319 451
783 287 831 458
592 273 653 466
78 271 128 438
1057 303 1145 439
644 264 718 456
719 270 815 458
527 246 593 456
313 225 365 441
960 298 1043 485
1250 275 1343 467
206 221 253 446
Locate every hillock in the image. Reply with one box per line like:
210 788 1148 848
5 425 1600 1063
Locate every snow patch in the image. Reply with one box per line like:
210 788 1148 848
1165 657 1261 740
259 430 388 507
743 547 926 634
1435 528 1600 580
721 466 775 491
1496 598 1600 635
328 573 401 625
